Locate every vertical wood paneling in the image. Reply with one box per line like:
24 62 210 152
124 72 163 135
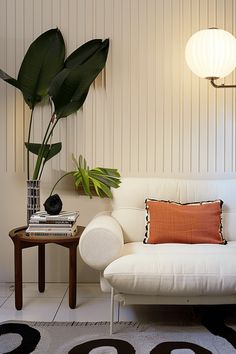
182 0 192 174
6 0 16 173
0 0 7 172
130 0 139 174
232 0 236 172
155 0 164 174
147 0 156 175
199 0 208 173
84 0 94 167
163 0 172 174
103 0 113 167
15 0 24 173
94 0 105 166
121 0 131 174
112 0 122 172
172 0 181 174
224 0 233 173
216 0 225 174
1 0 236 178
67 0 78 171
138 0 148 174
208 0 217 174
190 0 200 174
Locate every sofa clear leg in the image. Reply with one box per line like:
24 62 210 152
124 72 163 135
110 287 114 335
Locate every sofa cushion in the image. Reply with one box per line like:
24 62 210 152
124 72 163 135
104 241 236 296
144 199 226 244
111 208 146 243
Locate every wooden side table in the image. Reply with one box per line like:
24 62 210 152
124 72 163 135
9 225 85 310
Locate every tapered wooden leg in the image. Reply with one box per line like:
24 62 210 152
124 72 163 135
14 241 22 310
69 244 77 308
38 244 45 292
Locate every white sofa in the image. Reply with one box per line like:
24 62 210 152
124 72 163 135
79 178 236 333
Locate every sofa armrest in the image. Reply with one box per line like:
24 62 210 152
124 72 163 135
79 214 124 271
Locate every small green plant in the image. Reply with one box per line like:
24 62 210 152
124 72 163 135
51 154 121 198
44 155 121 214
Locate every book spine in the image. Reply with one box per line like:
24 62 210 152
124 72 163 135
30 217 78 223
28 223 75 228
26 226 78 237
27 232 74 237
30 220 75 225
26 228 75 233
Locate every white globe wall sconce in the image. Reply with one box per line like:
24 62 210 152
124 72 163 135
185 28 236 88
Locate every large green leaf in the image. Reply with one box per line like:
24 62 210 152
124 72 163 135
18 28 65 109
44 142 62 162
25 142 62 161
47 40 105 116
65 39 103 68
49 39 109 119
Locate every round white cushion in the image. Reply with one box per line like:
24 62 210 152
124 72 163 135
79 215 124 271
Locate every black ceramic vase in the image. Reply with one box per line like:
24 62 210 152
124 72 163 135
44 194 63 215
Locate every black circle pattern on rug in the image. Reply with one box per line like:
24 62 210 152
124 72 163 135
2 309 236 354
0 323 40 354
150 341 212 353
68 338 135 353
67 339 213 354
200 306 236 351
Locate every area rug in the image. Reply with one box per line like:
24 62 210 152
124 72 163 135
1 318 236 354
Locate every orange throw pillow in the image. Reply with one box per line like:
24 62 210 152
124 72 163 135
144 199 226 244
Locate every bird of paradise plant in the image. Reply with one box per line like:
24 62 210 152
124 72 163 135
0 28 110 181
1 28 121 218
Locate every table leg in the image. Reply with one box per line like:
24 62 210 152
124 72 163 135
38 244 45 292
14 241 22 310
69 244 77 308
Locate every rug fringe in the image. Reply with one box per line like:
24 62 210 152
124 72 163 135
31 321 140 328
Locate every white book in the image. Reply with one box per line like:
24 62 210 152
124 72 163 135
26 225 78 237
26 223 78 236
30 211 79 223
28 223 76 229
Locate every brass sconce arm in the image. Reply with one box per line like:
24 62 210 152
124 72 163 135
209 77 236 89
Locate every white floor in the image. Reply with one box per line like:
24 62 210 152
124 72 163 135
0 283 164 322
1 283 235 324
0 282 172 323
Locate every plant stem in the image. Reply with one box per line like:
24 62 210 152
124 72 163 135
38 126 54 180
32 114 57 180
49 171 74 196
37 118 60 179
26 108 34 180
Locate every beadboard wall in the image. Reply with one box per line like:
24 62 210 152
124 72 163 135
1 0 236 282
1 0 236 177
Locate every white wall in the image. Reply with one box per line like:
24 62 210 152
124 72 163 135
1 0 236 282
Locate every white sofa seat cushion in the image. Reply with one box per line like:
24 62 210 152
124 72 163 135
104 241 236 296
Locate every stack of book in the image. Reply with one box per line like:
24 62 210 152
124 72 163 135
26 211 79 237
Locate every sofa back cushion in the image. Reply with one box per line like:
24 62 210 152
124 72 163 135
111 208 146 243
111 178 236 243
144 199 226 244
